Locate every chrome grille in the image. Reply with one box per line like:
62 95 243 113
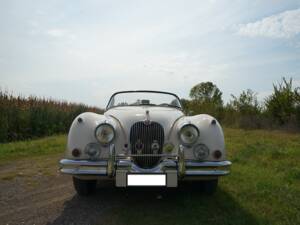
130 121 164 169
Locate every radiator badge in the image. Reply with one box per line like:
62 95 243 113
144 110 151 125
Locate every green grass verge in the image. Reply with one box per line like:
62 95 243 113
0 135 66 162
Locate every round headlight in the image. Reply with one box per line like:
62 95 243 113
179 124 199 145
95 124 115 145
85 143 101 160
193 144 209 160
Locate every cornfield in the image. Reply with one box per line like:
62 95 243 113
0 90 103 143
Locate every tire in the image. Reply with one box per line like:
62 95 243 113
202 179 218 195
73 177 97 196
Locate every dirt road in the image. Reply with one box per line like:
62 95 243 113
0 155 124 225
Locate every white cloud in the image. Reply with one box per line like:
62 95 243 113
46 29 67 37
46 28 75 39
237 8 300 39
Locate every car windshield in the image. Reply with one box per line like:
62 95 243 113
107 91 182 109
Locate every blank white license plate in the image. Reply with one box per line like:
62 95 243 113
127 174 166 186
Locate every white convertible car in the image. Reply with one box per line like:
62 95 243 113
59 90 231 195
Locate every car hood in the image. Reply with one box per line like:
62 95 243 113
104 106 184 134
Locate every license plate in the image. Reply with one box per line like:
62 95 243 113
127 174 166 186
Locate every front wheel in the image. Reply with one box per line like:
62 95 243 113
202 179 218 195
73 177 97 196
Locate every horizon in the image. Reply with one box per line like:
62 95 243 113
0 76 296 109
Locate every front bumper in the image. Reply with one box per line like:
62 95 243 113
59 144 231 186
59 158 231 176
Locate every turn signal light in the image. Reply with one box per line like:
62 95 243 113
72 148 81 157
213 150 222 159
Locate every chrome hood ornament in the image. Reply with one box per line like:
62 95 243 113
144 110 151 125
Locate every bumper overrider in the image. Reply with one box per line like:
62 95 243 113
59 144 231 187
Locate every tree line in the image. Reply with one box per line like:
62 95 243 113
0 77 298 143
182 77 300 130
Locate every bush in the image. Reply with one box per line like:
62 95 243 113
227 89 262 129
265 78 300 130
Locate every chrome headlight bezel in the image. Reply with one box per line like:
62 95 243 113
95 123 115 145
179 124 199 146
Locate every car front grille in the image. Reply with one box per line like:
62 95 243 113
130 121 164 169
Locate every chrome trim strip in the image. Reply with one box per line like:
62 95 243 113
178 145 185 178
132 160 176 173
185 160 232 168
107 144 116 177
59 159 108 167
185 170 230 176
119 154 177 157
117 160 132 167
117 159 177 173
61 168 107 175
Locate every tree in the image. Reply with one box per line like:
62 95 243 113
189 82 223 118
265 77 300 127
189 82 223 106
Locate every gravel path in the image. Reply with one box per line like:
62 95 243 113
0 155 116 225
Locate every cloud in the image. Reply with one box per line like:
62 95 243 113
46 28 75 39
46 29 67 37
237 8 300 39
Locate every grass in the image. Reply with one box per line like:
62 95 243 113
0 128 299 225
222 128 300 225
0 135 66 163
0 135 65 183
100 128 300 225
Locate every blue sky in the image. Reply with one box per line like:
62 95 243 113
0 0 300 108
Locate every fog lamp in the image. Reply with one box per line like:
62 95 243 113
85 143 101 160
193 144 209 160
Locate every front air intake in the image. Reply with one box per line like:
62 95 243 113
130 121 164 169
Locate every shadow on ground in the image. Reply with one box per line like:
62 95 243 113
48 180 260 225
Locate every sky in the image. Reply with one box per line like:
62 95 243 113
0 0 300 108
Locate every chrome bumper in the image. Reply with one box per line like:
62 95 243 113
59 159 231 177
60 144 231 177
